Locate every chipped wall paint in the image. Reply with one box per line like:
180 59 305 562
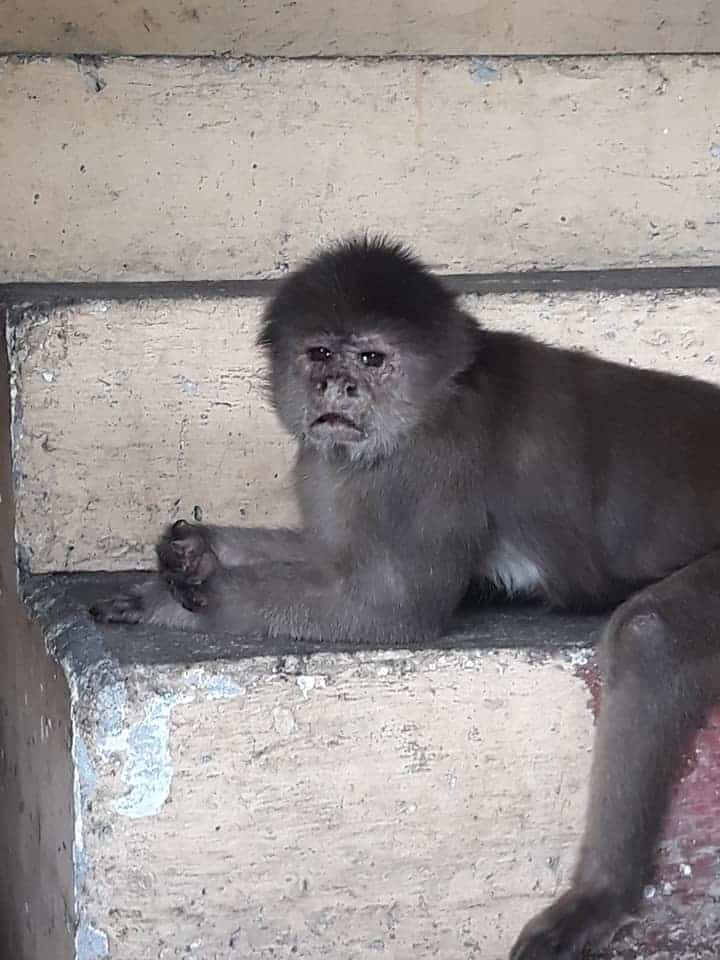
90 667 246 820
71 647 596 958
68 668 110 960
100 690 191 819
67 663 248 957
76 923 109 960
59 638 720 956
468 57 500 84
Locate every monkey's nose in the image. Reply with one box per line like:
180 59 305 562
317 377 357 398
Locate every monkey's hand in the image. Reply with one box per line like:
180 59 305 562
510 890 627 960
156 519 219 612
89 520 219 625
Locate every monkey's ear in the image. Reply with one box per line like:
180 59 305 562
435 308 483 377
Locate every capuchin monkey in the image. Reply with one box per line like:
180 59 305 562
91 236 720 958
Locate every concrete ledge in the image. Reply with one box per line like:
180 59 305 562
2 1 719 56
3 55 720 281
19 572 720 959
7 283 720 573
5 265 720 311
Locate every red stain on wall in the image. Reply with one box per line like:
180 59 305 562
658 706 720 896
574 655 720 929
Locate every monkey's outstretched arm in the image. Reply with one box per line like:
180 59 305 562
91 521 466 643
188 523 307 567
511 550 720 960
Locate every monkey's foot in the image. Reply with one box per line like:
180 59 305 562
510 890 629 960
156 519 219 612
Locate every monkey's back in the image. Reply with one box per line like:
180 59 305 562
460 329 720 608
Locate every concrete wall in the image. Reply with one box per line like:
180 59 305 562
3 55 720 283
11 287 720 573
0 324 74 960
2 0 719 55
74 646 594 959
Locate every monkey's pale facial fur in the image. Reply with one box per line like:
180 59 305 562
281 333 430 459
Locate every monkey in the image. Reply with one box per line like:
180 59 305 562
90 235 720 958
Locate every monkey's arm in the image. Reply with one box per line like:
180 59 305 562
91 522 466 643
182 523 307 567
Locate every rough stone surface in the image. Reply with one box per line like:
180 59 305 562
2 1 719 56
9 286 720 573
33 574 601 960
3 56 720 282
22 571 720 959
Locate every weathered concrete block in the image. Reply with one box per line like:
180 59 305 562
2 1 719 57
3 55 720 282
16 573 720 959
7 282 720 573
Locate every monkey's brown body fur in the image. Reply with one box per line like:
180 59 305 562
92 238 720 958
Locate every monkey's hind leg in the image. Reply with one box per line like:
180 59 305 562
510 551 720 960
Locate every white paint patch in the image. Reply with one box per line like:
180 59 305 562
96 670 244 818
174 374 199 396
563 648 593 669
296 674 327 698
76 922 109 960
101 691 192 818
273 706 296 736
184 666 246 700
95 680 127 741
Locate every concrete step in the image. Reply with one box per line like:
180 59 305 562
3 571 717 959
3 1 719 57
3 54 720 283
4 277 720 575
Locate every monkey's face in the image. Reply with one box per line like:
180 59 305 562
258 236 480 461
272 331 437 461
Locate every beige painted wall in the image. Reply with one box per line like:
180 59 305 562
2 55 720 283
76 649 593 958
12 287 720 573
1 0 719 55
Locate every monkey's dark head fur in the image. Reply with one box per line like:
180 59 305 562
258 236 481 460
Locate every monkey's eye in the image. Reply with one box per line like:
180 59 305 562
307 347 332 363
360 351 385 368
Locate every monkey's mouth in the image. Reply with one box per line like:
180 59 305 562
310 412 364 439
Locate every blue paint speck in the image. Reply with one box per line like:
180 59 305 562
469 58 500 85
77 922 109 960
710 143 720 160
204 674 245 700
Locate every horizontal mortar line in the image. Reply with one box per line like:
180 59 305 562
2 266 720 313
2 51 720 64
